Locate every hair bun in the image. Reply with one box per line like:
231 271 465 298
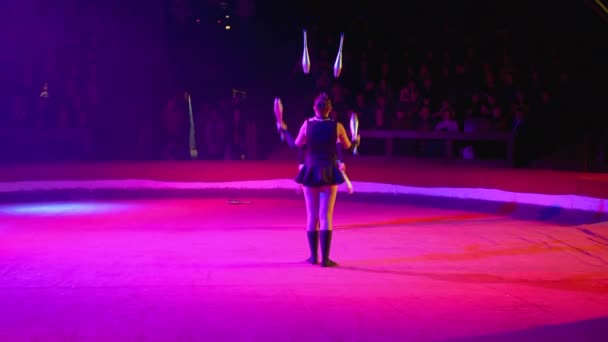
314 93 331 112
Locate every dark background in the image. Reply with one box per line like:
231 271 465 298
0 0 606 166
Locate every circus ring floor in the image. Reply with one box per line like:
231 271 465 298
0 159 607 341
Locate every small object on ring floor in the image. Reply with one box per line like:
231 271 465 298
227 199 253 205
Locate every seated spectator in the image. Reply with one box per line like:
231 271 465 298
415 105 434 132
372 107 389 129
435 109 459 132
397 87 411 111
490 106 510 132
391 109 415 130
420 78 440 108
510 89 531 117
512 109 526 134
433 100 454 120
464 91 484 118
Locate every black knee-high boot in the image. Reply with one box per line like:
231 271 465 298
306 230 319 264
320 230 337 267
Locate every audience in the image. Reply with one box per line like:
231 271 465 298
0 3 592 167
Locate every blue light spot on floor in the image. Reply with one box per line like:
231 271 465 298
0 202 131 215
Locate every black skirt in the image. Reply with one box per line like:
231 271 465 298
295 162 345 187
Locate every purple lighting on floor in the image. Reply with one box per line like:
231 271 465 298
0 202 132 216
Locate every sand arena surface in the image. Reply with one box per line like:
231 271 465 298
1 197 607 341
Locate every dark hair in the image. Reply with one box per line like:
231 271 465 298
314 92 331 112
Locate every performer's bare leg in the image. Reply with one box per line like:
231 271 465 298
319 185 338 267
319 185 337 231
303 186 320 264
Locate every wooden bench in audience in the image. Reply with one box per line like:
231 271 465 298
359 129 515 165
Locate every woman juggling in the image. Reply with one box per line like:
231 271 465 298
291 92 359 267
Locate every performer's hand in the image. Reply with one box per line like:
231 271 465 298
298 164 304 171
338 162 346 172
277 121 287 132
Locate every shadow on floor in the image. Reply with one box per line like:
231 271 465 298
441 315 608 342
